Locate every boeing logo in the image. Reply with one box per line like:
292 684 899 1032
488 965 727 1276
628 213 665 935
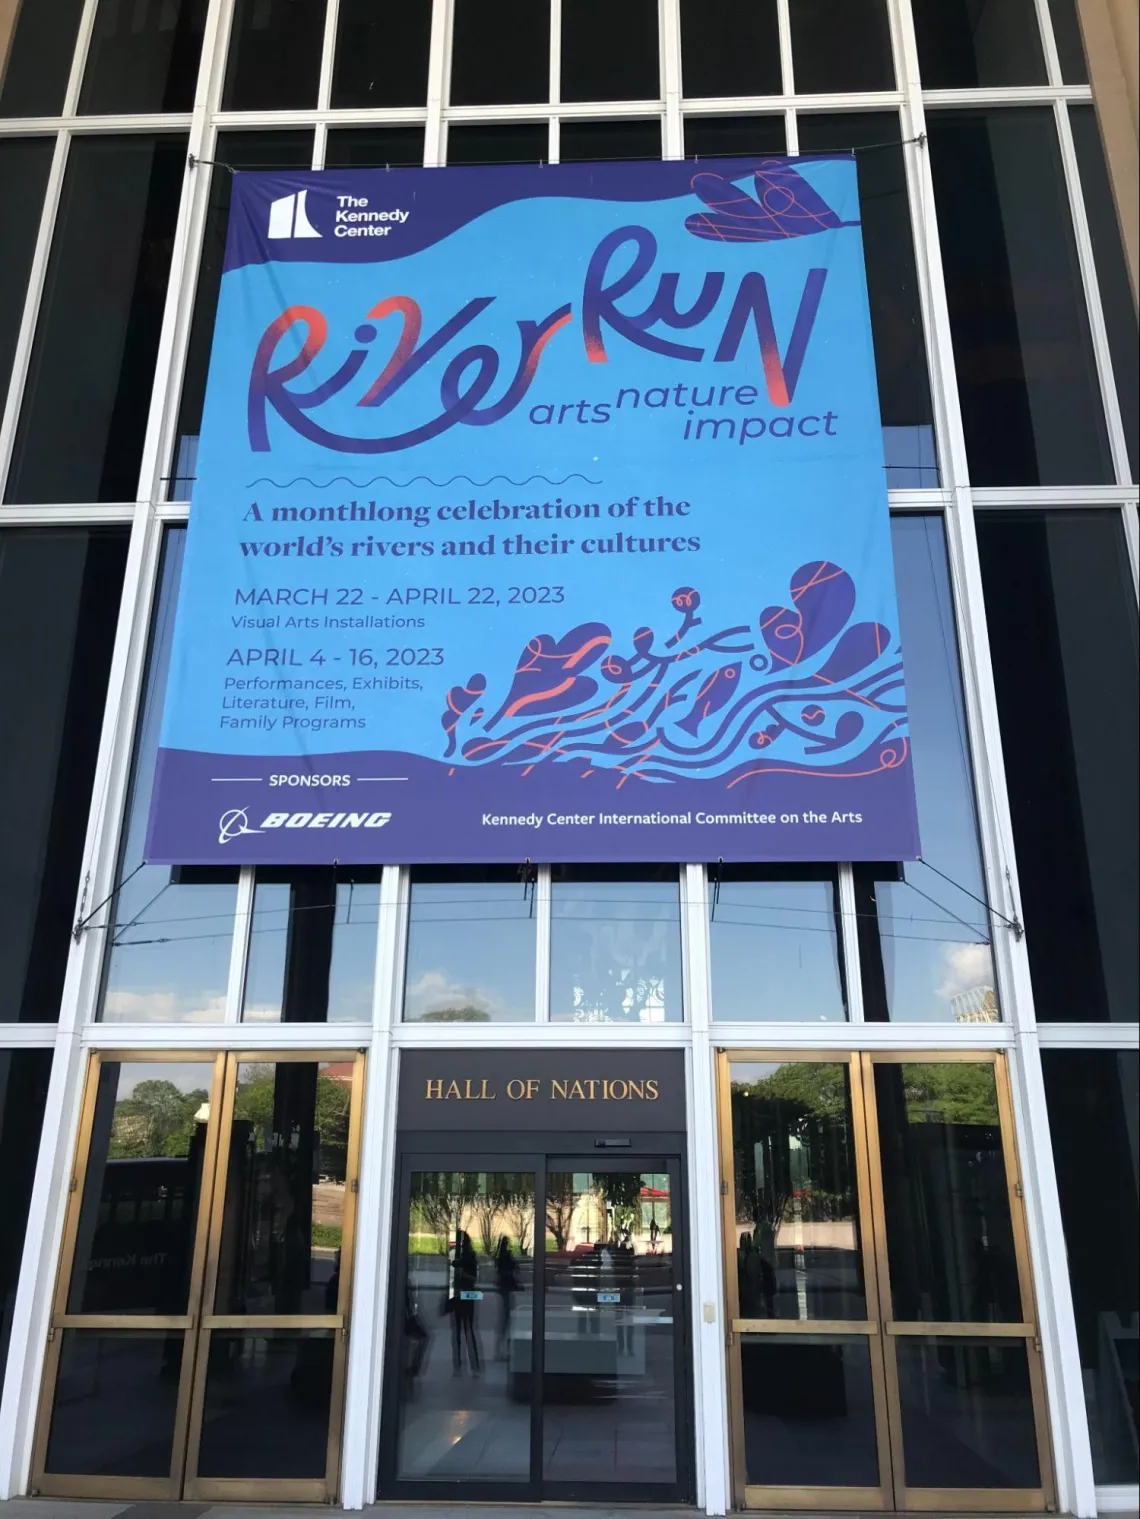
268 189 322 240
219 806 392 841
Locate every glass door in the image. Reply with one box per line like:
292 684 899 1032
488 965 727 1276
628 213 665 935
383 1153 691 1501
32 1050 365 1504
718 1051 1054 1512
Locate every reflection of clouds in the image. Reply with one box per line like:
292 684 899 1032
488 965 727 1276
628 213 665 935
937 941 995 1000
406 969 502 1020
102 989 228 1023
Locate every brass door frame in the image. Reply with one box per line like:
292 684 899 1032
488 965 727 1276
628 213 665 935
716 1048 1055 1514
183 1048 366 1504
862 1050 1056 1513
716 1050 893 1512
31 1048 366 1506
30 1051 227 1501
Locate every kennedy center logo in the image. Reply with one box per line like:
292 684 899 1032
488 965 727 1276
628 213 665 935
267 188 322 239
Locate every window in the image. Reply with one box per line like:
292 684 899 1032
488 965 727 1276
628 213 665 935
561 0 660 102
911 0 1047 88
0 138 53 404
223 0 325 110
0 0 85 117
402 868 537 1023
79 0 208 115
928 108 1112 486
1042 1050 1138 1481
560 119 662 161
550 866 682 1023
446 124 548 166
331 0 432 110
856 517 995 1023
679 0 781 98
100 530 239 1023
325 128 426 171
788 0 894 92
6 134 187 505
710 867 846 1022
451 0 549 106
0 1050 53 1393
977 511 1138 1023
683 116 785 158
0 529 128 1022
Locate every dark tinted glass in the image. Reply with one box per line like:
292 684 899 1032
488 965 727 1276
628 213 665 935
215 1061 354 1314
928 108 1112 485
223 0 324 109
6 134 186 505
66 1059 215 1314
331 0 432 108
452 0 548 104
1072 105 1138 480
896 1339 1040 1487
198 1330 335 1478
857 517 994 1024
171 131 313 496
789 0 894 92
80 0 208 114
403 867 537 1022
44 1331 184 1477
679 0 781 97
1042 1050 1138 1482
976 511 1138 1024
684 115 786 158
325 127 425 169
798 115 936 487
741 1337 880 1486
101 531 239 1022
0 0 84 116
0 530 127 1022
711 870 847 1021
912 0 1046 87
447 123 548 165
561 0 659 101
1048 0 1089 80
0 1049 52 1393
729 1061 867 1317
395 1171 536 1480
550 866 682 1023
560 118 662 161
874 1063 1022 1323
543 1168 677 1485
242 868 380 1022
0 138 52 396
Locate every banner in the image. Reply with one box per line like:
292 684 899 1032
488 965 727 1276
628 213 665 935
147 158 920 864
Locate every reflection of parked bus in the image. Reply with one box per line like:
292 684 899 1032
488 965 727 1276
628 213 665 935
74 1151 203 1313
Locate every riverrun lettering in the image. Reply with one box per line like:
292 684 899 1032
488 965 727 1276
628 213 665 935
424 1077 660 1102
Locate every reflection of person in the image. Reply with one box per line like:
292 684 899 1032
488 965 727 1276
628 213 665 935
494 1235 518 1360
616 1228 636 1355
756 1220 777 1316
404 1284 429 1388
451 1229 481 1375
738 1233 761 1317
649 1216 660 1250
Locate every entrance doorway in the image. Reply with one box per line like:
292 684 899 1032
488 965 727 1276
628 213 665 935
31 1049 365 1503
380 1149 691 1502
718 1051 1054 1511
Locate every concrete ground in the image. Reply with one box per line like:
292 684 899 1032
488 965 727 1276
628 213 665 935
0 1503 701 1519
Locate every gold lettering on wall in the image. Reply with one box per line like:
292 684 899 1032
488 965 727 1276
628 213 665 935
423 1073 664 1101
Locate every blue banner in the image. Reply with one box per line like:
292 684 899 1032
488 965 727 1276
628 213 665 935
147 158 920 864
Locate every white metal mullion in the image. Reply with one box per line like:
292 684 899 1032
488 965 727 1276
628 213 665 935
59 0 101 115
785 105 798 154
317 0 341 114
1123 501 1140 595
1036 1022 1140 1049
921 83 1093 106
1052 99 1133 486
0 129 68 501
549 0 561 106
548 115 560 163
535 863 552 1020
776 0 795 97
1029 0 1065 87
837 862 865 1022
224 867 256 1023
375 865 408 1031
424 0 450 166
660 0 682 158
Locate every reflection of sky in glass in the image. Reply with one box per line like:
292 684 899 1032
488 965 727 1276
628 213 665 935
243 879 379 1022
403 878 537 1021
550 878 682 1023
870 517 996 1022
102 530 237 1023
711 878 845 1021
116 1059 216 1097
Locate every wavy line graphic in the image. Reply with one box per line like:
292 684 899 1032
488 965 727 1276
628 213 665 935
244 473 603 489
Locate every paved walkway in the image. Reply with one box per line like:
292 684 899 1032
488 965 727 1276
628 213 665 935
0 1503 701 1519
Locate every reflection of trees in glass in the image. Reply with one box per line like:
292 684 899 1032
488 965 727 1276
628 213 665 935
896 1062 998 1126
411 1172 481 1252
546 1173 577 1250
595 1171 644 1240
418 1006 492 1022
231 1065 352 1182
505 1185 534 1255
109 1079 209 1158
731 1064 853 1236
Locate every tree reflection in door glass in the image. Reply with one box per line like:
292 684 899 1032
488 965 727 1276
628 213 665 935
214 1061 354 1315
395 1171 535 1482
873 1062 1022 1323
542 1170 677 1485
728 1062 867 1320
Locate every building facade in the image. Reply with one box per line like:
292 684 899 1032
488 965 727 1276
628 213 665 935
0 0 1137 1512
